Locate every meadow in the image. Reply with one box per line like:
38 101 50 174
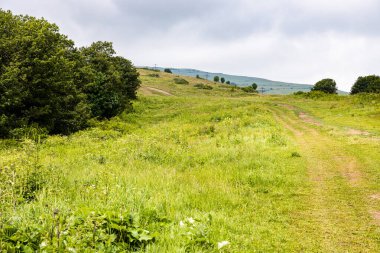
0 69 379 252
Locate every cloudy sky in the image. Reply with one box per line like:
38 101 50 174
2 0 380 91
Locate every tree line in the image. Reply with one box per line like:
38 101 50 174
0 10 140 138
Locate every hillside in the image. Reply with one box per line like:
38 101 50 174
142 67 313 94
1 69 379 252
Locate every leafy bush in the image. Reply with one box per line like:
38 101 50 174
0 211 156 252
194 83 213 90
312 78 337 94
173 78 189 85
351 75 380 94
241 86 258 93
293 91 305 95
164 68 172 74
148 73 160 78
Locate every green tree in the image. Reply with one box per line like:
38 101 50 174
0 10 90 137
164 68 172 74
351 75 380 94
79 41 140 119
213 76 220 82
226 81 230 84
311 78 337 94
251 83 258 90
221 77 225 83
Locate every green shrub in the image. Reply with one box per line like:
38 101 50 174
194 83 213 90
351 75 380 94
148 73 160 78
312 78 337 94
173 78 189 85
164 68 172 74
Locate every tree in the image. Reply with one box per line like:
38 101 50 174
311 78 337 94
213 76 220 82
226 81 231 84
251 83 258 90
0 10 141 137
221 77 225 83
0 10 90 137
79 41 140 119
351 75 380 94
164 68 172 74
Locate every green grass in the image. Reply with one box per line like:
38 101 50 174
1 73 380 252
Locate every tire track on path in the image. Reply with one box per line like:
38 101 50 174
270 105 379 252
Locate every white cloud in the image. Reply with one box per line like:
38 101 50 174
2 0 380 91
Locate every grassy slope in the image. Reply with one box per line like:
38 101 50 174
0 69 379 252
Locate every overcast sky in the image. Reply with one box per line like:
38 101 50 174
3 0 380 91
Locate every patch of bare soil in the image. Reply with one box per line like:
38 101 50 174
370 211 380 225
299 112 322 126
347 129 371 136
140 86 173 96
370 194 380 200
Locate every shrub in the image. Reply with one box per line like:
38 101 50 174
312 78 337 94
164 68 172 74
351 75 380 94
174 78 189 85
194 83 213 90
213 76 220 82
148 73 160 78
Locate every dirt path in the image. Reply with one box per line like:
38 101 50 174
140 86 173 96
270 105 380 252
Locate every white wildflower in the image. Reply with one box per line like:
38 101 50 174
179 220 185 227
217 241 230 250
187 217 195 224
40 241 47 248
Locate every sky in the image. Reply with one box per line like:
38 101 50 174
2 0 380 91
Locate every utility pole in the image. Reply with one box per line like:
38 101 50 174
260 87 265 94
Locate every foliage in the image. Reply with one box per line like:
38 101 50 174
251 82 258 90
241 83 258 93
311 78 337 94
221 77 225 83
0 10 90 137
194 83 213 90
351 75 380 94
0 211 156 252
164 68 172 74
78 41 140 119
226 81 230 84
148 73 160 78
173 78 189 85
0 10 140 137
213 76 220 82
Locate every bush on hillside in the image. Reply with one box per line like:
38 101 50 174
174 78 189 85
164 68 172 74
351 75 380 94
194 83 213 90
311 78 337 94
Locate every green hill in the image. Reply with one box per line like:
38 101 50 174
144 67 312 94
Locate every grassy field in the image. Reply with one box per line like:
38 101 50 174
0 69 379 252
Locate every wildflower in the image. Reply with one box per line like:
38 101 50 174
179 220 185 227
187 217 195 224
217 241 230 249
